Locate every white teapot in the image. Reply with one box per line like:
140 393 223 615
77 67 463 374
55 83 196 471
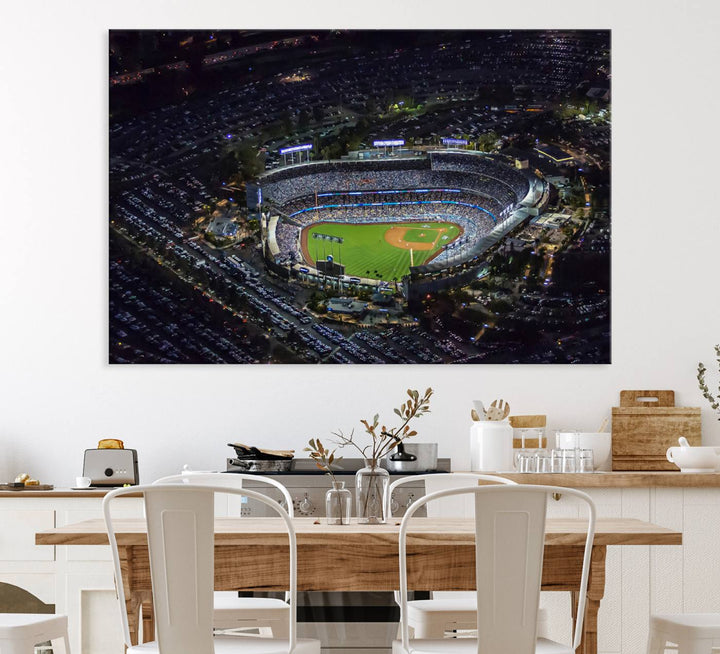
666 437 720 472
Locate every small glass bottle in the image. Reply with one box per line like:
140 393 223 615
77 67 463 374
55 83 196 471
325 480 352 525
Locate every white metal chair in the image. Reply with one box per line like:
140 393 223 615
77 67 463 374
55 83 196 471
103 483 320 654
0 614 70 654
387 473 519 638
153 472 292 637
647 614 720 653
393 484 596 654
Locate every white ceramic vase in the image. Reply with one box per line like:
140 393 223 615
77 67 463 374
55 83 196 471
470 420 514 472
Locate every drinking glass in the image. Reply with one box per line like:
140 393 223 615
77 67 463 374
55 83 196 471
518 429 528 449
531 427 546 449
560 449 577 473
514 447 531 471
578 449 595 473
536 450 551 473
517 451 536 473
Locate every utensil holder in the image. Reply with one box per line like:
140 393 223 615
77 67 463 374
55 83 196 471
470 420 514 471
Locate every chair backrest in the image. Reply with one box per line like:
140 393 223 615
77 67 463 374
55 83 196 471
153 471 295 517
103 484 298 654
396 484 595 654
385 472 516 519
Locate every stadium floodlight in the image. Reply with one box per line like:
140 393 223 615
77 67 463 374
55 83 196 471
442 137 468 146
279 143 313 155
373 139 405 147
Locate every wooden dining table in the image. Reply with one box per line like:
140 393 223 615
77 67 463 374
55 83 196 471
36 516 681 654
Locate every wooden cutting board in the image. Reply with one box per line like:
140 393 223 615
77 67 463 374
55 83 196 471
612 390 701 470
0 484 54 491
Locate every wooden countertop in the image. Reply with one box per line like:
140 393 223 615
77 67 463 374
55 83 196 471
36 516 682 548
460 471 720 487
0 488 138 498
3 471 720 497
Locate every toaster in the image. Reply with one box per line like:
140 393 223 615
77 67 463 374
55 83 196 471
82 449 139 486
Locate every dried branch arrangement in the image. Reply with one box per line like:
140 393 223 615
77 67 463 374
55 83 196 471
331 387 434 466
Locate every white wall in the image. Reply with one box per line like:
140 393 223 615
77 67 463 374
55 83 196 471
1 0 719 486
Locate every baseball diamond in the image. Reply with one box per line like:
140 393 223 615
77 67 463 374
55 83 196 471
301 221 463 280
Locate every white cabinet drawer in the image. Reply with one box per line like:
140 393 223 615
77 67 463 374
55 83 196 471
0 510 55 561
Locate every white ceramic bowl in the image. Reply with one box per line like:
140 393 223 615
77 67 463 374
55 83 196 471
666 446 720 472
555 432 612 471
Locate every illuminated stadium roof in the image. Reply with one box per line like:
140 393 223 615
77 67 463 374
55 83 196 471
534 143 574 163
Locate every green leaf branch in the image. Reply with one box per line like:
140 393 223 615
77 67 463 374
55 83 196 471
698 344 720 419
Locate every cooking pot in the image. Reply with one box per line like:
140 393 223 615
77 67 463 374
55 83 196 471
384 442 438 472
228 458 293 472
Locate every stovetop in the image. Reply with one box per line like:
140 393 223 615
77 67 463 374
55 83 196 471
225 457 451 475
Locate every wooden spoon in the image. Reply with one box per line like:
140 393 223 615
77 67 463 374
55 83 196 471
501 400 511 420
486 399 511 421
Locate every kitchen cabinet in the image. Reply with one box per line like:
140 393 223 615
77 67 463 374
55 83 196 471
0 491 142 654
522 481 720 653
3 476 720 654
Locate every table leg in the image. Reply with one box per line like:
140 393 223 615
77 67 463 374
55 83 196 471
140 591 154 642
125 593 142 646
572 545 606 654
119 545 154 646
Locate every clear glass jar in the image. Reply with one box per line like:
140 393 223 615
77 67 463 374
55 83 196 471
355 465 390 524
325 480 352 525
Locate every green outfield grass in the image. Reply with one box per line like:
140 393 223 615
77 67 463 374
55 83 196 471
304 221 461 281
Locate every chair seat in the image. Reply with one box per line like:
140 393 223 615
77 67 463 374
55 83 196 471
214 596 289 614
128 635 321 654
406 597 548 638
0 613 68 640
650 613 720 640
391 637 573 654
408 599 479 615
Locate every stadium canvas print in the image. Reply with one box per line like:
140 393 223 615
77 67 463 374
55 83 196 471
109 30 610 364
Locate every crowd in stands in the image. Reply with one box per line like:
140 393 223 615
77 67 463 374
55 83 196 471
261 152 530 209
272 220 301 265
430 151 530 201
261 152 529 270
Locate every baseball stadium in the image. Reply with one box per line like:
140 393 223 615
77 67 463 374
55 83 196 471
258 150 545 289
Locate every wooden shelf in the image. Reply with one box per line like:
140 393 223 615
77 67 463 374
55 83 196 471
458 471 720 488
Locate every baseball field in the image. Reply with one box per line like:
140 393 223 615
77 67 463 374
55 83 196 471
301 221 462 281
